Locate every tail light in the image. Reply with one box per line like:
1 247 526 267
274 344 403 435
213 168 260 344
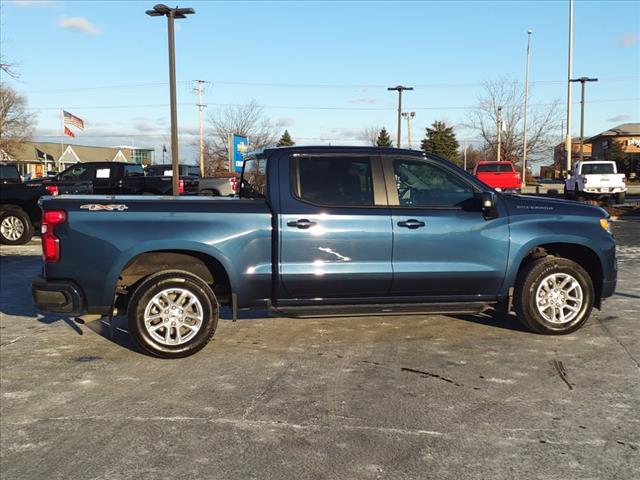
45 185 59 196
229 177 238 193
178 179 184 194
583 176 588 184
41 210 66 263
623 176 627 184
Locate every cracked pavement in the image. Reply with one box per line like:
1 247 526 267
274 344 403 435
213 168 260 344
1 217 639 479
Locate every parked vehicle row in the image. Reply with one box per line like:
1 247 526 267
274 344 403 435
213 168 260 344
31 147 617 358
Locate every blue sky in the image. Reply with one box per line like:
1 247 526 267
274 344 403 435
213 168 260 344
1 0 639 167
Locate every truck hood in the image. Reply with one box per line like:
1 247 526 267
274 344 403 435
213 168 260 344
502 193 607 219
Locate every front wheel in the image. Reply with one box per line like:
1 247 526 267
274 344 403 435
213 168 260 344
0 208 34 245
127 270 219 358
514 257 594 335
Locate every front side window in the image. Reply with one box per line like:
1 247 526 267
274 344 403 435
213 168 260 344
59 164 92 181
241 157 267 198
295 156 374 206
188 166 200 176
393 159 475 208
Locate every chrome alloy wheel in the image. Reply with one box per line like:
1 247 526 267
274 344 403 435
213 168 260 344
143 288 204 346
535 273 584 324
1 216 25 241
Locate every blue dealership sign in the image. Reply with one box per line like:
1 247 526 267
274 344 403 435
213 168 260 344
229 134 249 173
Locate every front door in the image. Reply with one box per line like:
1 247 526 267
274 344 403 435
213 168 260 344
385 156 510 297
279 154 392 299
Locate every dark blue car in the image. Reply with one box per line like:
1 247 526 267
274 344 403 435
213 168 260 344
32 147 617 358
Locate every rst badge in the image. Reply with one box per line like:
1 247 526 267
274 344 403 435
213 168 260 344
80 204 129 211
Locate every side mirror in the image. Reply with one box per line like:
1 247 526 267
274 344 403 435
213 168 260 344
481 191 498 220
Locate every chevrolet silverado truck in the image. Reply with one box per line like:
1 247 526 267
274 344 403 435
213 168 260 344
32 147 617 358
564 160 627 204
1 163 49 245
29 162 197 196
473 161 522 193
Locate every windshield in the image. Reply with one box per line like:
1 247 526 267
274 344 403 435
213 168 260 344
476 163 514 173
581 163 615 175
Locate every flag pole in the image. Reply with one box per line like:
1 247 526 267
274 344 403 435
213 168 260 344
60 109 64 173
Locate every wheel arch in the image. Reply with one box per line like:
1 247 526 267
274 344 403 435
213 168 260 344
511 242 604 308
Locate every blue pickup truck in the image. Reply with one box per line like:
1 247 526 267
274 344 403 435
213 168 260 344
32 147 617 358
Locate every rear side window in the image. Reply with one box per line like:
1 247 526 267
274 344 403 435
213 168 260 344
59 164 93 181
295 156 374 206
241 157 267 198
476 163 514 173
125 164 145 177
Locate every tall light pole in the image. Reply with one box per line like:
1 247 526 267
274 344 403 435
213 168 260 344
497 106 503 162
402 112 415 149
570 77 598 162
522 29 532 188
146 4 195 195
194 80 208 176
565 0 574 174
387 85 413 148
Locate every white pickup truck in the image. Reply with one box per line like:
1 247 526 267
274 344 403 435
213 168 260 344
564 161 627 204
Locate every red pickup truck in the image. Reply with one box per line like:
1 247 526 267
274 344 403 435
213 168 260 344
473 161 521 193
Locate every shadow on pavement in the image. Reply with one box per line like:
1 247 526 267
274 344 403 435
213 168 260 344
449 310 531 333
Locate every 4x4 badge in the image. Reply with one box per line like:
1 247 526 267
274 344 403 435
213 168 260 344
80 204 128 211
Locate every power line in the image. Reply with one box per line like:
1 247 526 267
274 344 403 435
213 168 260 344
21 76 640 94
26 97 640 112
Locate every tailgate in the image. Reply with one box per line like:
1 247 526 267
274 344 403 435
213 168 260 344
476 172 520 189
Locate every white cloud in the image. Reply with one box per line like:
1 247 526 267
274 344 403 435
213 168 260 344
276 117 296 127
347 97 381 104
618 33 639 48
13 0 55 6
57 16 103 36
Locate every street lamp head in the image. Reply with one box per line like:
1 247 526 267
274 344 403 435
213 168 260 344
527 29 532 34
146 4 195 18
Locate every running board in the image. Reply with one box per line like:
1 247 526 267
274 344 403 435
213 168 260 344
270 302 492 319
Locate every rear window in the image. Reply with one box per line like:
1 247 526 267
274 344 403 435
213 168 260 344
0 165 20 181
581 163 615 175
476 163 514 173
240 157 267 198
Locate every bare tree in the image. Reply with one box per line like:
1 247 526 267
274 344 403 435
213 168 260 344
465 78 560 167
205 100 278 173
0 84 35 159
360 125 381 146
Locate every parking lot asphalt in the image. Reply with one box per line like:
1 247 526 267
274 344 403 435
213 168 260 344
1 217 639 480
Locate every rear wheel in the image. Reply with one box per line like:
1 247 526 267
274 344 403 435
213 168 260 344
0 208 34 245
615 192 626 204
514 257 594 335
127 270 218 358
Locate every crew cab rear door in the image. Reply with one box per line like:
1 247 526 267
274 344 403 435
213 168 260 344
278 153 392 299
383 155 510 297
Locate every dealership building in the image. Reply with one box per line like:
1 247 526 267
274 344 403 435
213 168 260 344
3 142 155 177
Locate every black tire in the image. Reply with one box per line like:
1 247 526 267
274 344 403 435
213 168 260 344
514 256 594 335
615 192 625 204
127 270 219 358
0 207 34 245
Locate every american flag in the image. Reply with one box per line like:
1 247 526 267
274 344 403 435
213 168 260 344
63 110 84 130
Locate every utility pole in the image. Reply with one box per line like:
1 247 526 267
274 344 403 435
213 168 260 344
387 85 413 148
565 0 574 174
522 29 532 188
570 77 598 162
146 4 195 195
194 80 208 176
497 106 503 162
402 112 415 149
463 142 468 170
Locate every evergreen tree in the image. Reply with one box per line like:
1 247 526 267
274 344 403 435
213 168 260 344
276 130 295 147
606 139 629 174
376 127 393 147
421 121 461 165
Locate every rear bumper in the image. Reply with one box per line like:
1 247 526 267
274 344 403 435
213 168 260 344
31 276 85 316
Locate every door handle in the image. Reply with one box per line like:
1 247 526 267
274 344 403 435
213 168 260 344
287 219 317 229
397 219 426 229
